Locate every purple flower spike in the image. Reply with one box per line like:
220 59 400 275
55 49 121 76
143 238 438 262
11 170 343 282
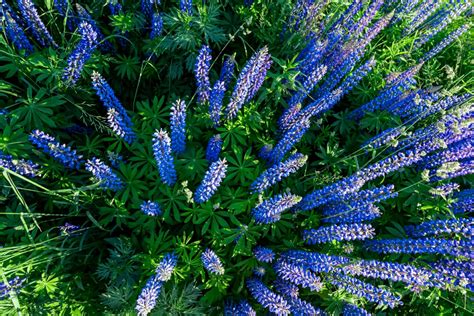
225 47 272 120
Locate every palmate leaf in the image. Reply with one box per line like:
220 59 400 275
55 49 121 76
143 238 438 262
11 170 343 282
136 96 170 132
12 87 65 129
114 54 141 81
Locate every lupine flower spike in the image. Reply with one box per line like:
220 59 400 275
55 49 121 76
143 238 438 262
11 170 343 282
152 129 177 186
246 278 290 315
194 158 227 203
195 45 212 104
205 135 223 163
17 0 57 47
91 71 136 143
85 158 123 191
225 46 272 120
201 248 224 275
253 246 275 263
63 22 98 85
170 99 187 154
2 11 34 54
29 130 83 169
0 151 39 177
150 12 163 39
140 200 162 216
135 253 177 316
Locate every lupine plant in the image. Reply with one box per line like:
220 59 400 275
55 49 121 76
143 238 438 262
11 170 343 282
0 0 472 315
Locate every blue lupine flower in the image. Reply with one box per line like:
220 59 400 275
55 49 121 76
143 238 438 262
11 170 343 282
418 93 472 121
413 1 470 48
194 158 227 203
209 80 226 126
180 0 192 14
278 103 302 133
195 45 212 104
405 218 473 238
287 296 324 315
287 64 327 108
106 108 136 144
2 11 34 54
1 0 24 27
252 193 302 224
283 0 326 37
267 118 310 165
349 65 420 120
282 89 345 134
297 175 366 212
141 0 159 20
274 259 322 291
420 138 473 169
355 149 424 183
152 129 177 186
274 279 299 299
0 276 25 299
246 278 290 315
92 71 136 143
421 24 470 62
338 56 377 95
54 0 75 31
342 258 460 290
150 12 163 39
450 189 473 214
303 223 375 244
108 0 122 15
205 135 223 163
363 127 404 150
429 159 474 182
225 46 272 120
280 250 350 273
320 184 397 217
18 0 57 47
0 152 40 177
314 49 364 99
250 153 307 193
322 204 382 225
155 252 178 281
170 99 187 154
429 183 460 197
59 222 80 236
343 303 371 316
347 0 385 37
390 90 441 120
140 200 162 216
201 248 224 275
85 158 123 191
405 0 444 35
135 276 163 316
74 4 108 49
63 22 97 85
219 55 235 88
29 130 83 169
286 250 460 289
253 246 275 263
224 299 256 316
365 238 473 259
135 252 176 316
431 259 473 291
328 273 402 308
294 38 327 83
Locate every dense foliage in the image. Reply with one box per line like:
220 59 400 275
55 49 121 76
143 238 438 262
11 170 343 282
0 0 472 315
